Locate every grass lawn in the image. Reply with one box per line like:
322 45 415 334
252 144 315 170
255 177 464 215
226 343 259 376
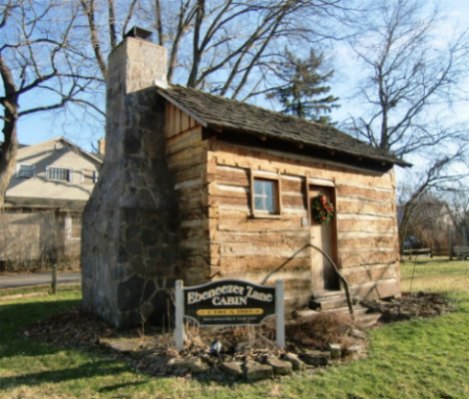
0 259 468 399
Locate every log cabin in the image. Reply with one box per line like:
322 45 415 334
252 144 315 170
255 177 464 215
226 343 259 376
82 29 409 328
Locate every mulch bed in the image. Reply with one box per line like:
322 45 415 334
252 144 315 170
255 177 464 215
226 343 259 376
361 291 454 323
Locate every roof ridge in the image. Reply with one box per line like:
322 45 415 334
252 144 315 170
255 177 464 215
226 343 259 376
167 84 399 155
16 136 103 164
161 84 409 168
169 84 330 128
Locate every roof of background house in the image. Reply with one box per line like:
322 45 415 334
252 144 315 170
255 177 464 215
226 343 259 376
1 138 102 163
35 137 103 164
0 141 27 157
158 85 410 169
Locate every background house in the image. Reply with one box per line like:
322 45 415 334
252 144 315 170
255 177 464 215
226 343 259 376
398 199 455 255
82 32 407 328
0 137 103 272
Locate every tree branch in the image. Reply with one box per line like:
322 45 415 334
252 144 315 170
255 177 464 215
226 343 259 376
80 0 107 79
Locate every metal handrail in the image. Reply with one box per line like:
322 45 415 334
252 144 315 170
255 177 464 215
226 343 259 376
261 243 354 320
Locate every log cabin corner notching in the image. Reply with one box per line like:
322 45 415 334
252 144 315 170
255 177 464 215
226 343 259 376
81 32 409 328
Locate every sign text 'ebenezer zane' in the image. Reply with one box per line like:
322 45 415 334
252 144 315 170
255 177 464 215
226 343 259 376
174 279 285 350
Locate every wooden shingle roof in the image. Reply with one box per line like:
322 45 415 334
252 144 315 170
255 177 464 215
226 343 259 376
158 85 409 169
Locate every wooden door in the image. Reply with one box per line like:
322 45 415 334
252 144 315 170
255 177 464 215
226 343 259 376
308 185 340 292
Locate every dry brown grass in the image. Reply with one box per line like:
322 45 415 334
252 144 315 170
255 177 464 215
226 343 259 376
402 274 469 292
401 258 469 293
285 312 354 350
3 383 76 399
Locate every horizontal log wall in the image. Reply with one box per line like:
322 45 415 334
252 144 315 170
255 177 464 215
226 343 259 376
207 141 400 304
165 104 209 285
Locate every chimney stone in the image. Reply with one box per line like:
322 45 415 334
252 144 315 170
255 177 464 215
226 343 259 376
107 36 168 95
81 33 180 328
97 138 105 156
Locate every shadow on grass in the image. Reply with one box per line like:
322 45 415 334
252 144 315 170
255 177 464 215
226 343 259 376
98 381 147 393
0 298 82 357
0 299 241 388
402 259 433 265
0 360 128 389
0 299 149 393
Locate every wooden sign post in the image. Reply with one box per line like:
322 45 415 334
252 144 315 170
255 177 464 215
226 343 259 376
174 279 285 350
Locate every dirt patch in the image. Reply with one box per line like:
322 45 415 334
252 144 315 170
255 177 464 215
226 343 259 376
361 291 453 323
24 306 113 348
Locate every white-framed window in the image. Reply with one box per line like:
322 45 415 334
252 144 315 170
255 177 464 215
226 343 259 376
17 164 35 178
46 166 72 182
252 176 281 215
83 169 98 184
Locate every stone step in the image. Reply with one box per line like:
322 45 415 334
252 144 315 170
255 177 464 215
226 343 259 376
317 297 349 310
313 289 347 299
310 290 354 310
285 290 380 328
290 289 381 328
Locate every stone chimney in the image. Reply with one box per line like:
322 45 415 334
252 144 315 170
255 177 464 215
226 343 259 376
105 29 168 162
81 29 180 328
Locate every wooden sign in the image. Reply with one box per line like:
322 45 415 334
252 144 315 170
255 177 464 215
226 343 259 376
174 279 285 349
183 279 275 326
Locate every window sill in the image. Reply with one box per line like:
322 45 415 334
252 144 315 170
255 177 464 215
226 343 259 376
48 179 71 183
250 213 282 220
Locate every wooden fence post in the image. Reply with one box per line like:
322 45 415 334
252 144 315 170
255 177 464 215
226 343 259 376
275 279 285 349
51 262 57 294
174 280 184 350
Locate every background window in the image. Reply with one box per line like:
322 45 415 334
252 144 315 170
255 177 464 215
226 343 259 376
47 167 71 182
83 169 98 184
253 178 279 214
17 164 35 178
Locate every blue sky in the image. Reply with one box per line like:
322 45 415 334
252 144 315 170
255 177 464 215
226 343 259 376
330 0 469 121
15 1 469 156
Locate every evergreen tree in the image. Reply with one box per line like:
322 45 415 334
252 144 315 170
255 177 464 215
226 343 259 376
269 50 339 123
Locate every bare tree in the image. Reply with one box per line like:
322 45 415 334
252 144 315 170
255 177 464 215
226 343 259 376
1 0 357 206
398 148 467 249
78 0 354 99
0 0 103 205
346 0 468 159
449 189 469 228
342 0 469 248
446 186 469 248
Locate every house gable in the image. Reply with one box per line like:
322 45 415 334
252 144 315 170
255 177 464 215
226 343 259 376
5 137 102 210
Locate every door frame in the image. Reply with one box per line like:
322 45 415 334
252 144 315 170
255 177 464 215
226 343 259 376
306 179 340 291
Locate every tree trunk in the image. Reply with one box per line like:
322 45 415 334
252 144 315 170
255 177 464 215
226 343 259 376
0 102 19 207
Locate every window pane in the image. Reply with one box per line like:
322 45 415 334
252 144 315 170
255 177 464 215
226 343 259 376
264 181 273 197
253 178 278 214
255 196 264 210
254 180 263 194
265 191 275 212
18 164 34 178
47 167 71 182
